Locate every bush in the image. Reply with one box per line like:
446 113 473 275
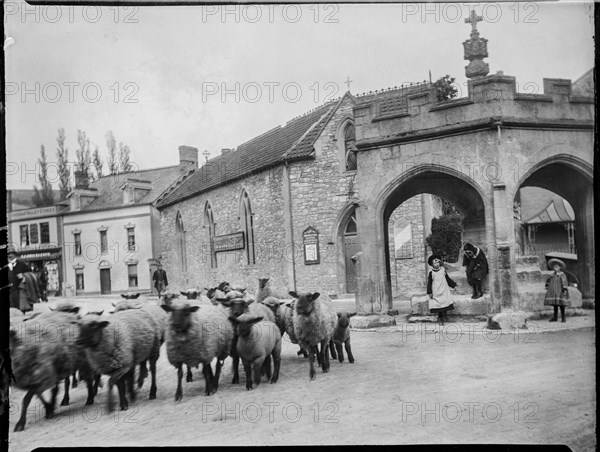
426 214 463 263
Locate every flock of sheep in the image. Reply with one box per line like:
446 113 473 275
8 277 357 432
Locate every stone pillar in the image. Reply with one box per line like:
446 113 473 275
492 183 519 310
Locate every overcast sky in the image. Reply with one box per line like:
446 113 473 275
4 1 595 190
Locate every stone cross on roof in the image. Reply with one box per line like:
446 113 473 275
202 149 210 162
465 9 483 34
345 76 353 92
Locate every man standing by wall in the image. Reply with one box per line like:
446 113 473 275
6 246 33 313
152 263 168 299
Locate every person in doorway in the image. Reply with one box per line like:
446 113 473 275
6 246 34 313
38 267 49 302
462 243 488 299
152 264 168 299
427 255 457 325
545 258 570 323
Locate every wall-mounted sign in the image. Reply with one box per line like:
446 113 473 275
213 232 245 253
303 227 320 265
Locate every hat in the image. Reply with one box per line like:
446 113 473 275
6 245 19 257
547 258 566 271
463 243 476 253
428 254 443 266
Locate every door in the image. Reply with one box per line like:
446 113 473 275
100 269 111 294
344 235 360 293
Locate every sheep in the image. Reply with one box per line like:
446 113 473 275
331 312 357 363
229 314 282 390
290 291 337 380
260 297 310 358
121 293 141 299
218 295 276 384
77 307 163 412
161 302 234 400
10 307 97 431
110 299 168 387
256 277 287 302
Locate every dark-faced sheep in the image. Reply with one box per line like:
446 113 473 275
161 302 233 400
218 295 276 384
77 308 163 412
332 312 356 363
290 291 337 380
229 314 282 390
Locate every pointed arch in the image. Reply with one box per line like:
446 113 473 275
204 201 217 268
175 211 187 272
239 189 256 265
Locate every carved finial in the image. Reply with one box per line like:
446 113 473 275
463 8 489 78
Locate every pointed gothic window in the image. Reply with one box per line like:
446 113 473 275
176 211 187 272
240 190 256 265
204 203 217 268
344 123 357 171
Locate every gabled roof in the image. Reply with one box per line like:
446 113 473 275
157 95 349 208
524 198 575 224
66 165 193 214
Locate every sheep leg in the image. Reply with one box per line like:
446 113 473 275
335 342 344 363
345 339 355 363
175 365 183 402
60 376 70 406
117 377 129 411
243 361 253 391
329 339 337 360
14 389 36 432
230 335 240 384
270 351 281 384
296 346 308 358
252 361 263 388
138 360 148 388
263 355 272 380
47 384 59 418
213 359 225 393
149 359 157 400
93 375 102 395
126 368 136 403
186 364 193 382
71 371 78 388
202 363 215 396
85 377 96 405
321 340 330 373
315 345 323 367
307 346 317 381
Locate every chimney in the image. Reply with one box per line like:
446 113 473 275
178 145 198 169
74 171 89 189
221 148 232 156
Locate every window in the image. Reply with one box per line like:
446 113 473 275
29 224 39 244
75 269 85 290
394 220 414 259
345 213 358 236
176 212 187 272
20 225 29 247
127 228 136 251
40 223 50 244
128 264 138 288
240 191 256 265
344 123 357 171
74 233 82 256
204 203 217 268
100 231 108 254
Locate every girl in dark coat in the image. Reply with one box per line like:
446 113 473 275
462 243 488 299
545 258 569 323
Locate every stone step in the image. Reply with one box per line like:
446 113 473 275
410 293 492 316
518 286 582 311
446 272 489 296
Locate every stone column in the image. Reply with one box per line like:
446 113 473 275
575 185 594 299
492 183 519 310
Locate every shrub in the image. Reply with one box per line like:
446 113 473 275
426 214 463 263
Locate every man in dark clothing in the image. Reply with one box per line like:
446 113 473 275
38 267 49 302
462 243 489 299
152 264 168 299
6 246 31 312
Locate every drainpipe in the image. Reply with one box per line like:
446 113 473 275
282 161 297 291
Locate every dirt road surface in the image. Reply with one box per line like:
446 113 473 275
7 299 596 451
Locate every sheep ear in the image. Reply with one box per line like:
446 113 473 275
112 301 117 306
289 291 298 299
337 312 342 318
70 307 80 314
188 306 200 313
311 292 320 301
161 304 173 313
228 316 239 324
217 299 232 307
349 312 357 317
48 306 56 311
249 316 263 325
98 320 110 329
24 312 41 321
180 291 187 296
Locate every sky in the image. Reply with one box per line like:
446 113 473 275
4 1 595 190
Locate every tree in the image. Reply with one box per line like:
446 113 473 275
32 145 55 207
119 142 133 172
425 213 463 263
92 146 103 180
56 128 71 200
76 130 93 184
434 75 458 102
106 131 119 174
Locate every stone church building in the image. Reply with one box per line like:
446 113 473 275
157 18 594 315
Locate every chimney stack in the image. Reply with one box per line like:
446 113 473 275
221 148 233 156
178 145 198 169
74 171 89 189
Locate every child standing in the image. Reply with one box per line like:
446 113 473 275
427 255 457 325
544 258 570 323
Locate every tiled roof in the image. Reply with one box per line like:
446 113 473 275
354 82 433 116
68 165 192 213
157 97 345 208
